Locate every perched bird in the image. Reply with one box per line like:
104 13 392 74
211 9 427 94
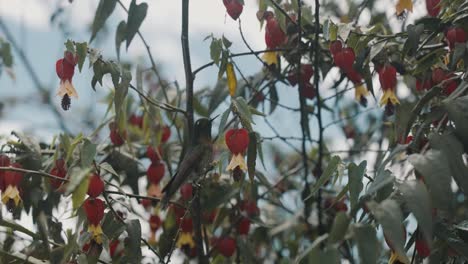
160 118 214 209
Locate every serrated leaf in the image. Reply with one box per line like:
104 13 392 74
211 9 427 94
348 161 366 213
99 162 119 177
247 132 257 181
72 176 90 210
399 180 432 243
327 212 350 245
65 39 75 53
101 212 126 240
75 42 87 72
233 97 254 129
226 62 237 97
125 220 142 262
218 50 229 79
269 84 278 114
305 156 341 200
403 24 423 57
90 0 117 43
408 150 453 210
222 35 232 48
354 224 379 264
126 0 148 49
210 38 223 65
1 42 13 67
218 108 231 135
80 139 97 168
66 167 92 195
366 199 409 263
115 21 127 60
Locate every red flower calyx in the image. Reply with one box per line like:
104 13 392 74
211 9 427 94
223 0 243 20
87 173 104 198
147 161 165 184
225 128 250 172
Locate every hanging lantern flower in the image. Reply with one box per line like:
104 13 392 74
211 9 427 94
147 161 165 185
223 0 243 20
56 51 79 110
446 27 467 50
149 214 162 243
50 158 67 190
176 218 195 249
378 64 399 115
109 122 126 146
225 128 250 172
146 145 162 163
83 198 105 244
0 154 11 191
263 11 286 49
2 163 22 209
2 162 23 211
87 173 104 198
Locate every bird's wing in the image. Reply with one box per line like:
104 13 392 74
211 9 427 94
162 146 204 194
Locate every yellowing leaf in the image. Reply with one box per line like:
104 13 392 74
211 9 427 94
396 0 413 15
262 51 278 65
226 62 237 97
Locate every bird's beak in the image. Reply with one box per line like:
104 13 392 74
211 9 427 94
209 115 219 123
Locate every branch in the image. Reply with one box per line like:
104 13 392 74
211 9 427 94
181 1 206 263
312 0 325 235
0 166 68 182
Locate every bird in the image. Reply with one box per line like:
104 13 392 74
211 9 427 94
160 117 215 209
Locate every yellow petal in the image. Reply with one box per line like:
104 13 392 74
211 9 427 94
262 51 278 65
226 153 247 172
226 62 237 97
176 232 195 248
2 185 21 206
396 0 413 15
355 84 369 101
88 225 104 244
379 90 400 107
389 250 410 264
57 80 79 98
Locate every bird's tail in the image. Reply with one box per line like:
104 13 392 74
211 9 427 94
160 194 170 210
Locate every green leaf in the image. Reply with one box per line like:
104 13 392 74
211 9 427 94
125 220 142 263
72 175 90 211
75 42 87 72
126 0 148 49
115 21 127 60
218 107 231 136
247 132 257 181
80 139 97 168
403 24 424 57
305 247 340 264
366 169 394 196
66 167 92 195
294 234 329 263
210 38 223 65
398 180 432 243
444 95 468 149
408 150 453 210
64 39 75 53
354 224 379 264
114 80 130 128
430 132 468 197
217 50 229 79
222 35 232 48
233 97 254 130
208 78 229 113
450 43 466 69
366 199 409 263
327 212 350 245
269 84 278 114
90 0 117 43
101 212 126 240
1 42 13 67
348 161 366 213
305 156 341 200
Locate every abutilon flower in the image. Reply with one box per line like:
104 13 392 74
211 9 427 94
225 128 250 172
109 239 123 258
223 0 243 20
378 64 399 110
147 161 165 185
346 69 369 107
50 158 67 190
264 11 286 49
333 47 355 73
426 0 441 17
83 198 105 244
2 162 23 211
109 122 126 146
446 27 467 50
146 145 162 163
87 173 104 198
237 217 251 235
217 236 236 257
176 218 195 249
129 114 144 129
56 51 79 110
149 214 162 243
0 154 11 191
